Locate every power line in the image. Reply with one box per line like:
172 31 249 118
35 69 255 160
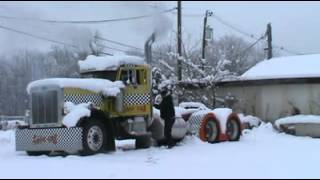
179 8 255 39
169 11 204 17
97 36 167 57
101 44 132 54
273 45 304 55
175 9 305 56
100 52 114 56
0 21 151 55
0 24 78 48
211 14 306 55
0 8 177 24
239 35 265 58
96 36 144 51
212 14 260 40
0 23 116 56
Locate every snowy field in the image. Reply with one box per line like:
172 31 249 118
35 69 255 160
1 124 320 179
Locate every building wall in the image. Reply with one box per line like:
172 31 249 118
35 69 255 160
216 83 320 123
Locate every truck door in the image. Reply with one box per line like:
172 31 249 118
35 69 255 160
119 67 151 116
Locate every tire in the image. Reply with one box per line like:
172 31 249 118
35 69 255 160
26 151 50 156
135 135 152 149
199 116 220 144
81 119 108 156
226 118 241 141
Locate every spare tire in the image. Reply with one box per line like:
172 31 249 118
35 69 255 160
199 113 220 143
226 113 241 141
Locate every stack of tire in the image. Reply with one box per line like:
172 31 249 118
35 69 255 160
187 108 242 143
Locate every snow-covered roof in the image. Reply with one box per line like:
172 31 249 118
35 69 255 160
241 54 320 80
27 78 125 97
78 55 146 72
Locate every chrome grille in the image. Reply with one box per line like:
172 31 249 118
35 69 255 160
31 90 59 126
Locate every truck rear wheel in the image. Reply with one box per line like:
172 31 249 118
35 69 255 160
81 119 108 156
135 135 151 149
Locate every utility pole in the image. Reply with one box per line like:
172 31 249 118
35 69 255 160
266 23 273 59
201 10 213 70
177 1 182 81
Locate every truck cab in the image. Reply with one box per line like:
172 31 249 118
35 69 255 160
16 55 153 156
81 64 152 118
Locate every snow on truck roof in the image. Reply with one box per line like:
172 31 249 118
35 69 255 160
27 78 125 97
78 55 146 72
241 54 320 80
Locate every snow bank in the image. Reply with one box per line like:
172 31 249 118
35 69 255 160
27 78 125 97
275 115 320 129
174 107 199 117
179 102 209 110
0 120 28 130
0 130 14 148
79 55 146 72
238 114 262 128
241 54 320 80
62 102 91 128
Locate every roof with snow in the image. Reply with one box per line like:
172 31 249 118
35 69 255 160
78 55 146 73
241 54 320 80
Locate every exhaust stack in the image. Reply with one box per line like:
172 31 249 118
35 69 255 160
144 33 156 64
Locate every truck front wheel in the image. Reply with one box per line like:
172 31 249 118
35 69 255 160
81 119 108 156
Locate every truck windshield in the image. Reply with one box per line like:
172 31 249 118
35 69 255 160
81 71 117 81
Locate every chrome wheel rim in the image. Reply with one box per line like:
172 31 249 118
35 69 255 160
87 126 103 152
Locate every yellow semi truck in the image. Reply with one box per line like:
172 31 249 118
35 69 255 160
16 55 242 156
16 55 155 155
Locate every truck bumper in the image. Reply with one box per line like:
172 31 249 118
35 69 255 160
16 127 83 153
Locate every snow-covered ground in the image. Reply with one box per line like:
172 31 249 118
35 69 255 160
1 124 320 179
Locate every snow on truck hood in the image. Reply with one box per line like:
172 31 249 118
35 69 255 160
241 54 320 80
78 55 146 72
27 78 125 97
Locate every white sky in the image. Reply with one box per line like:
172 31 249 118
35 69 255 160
0 1 319 56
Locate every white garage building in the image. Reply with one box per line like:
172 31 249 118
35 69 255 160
216 54 320 123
